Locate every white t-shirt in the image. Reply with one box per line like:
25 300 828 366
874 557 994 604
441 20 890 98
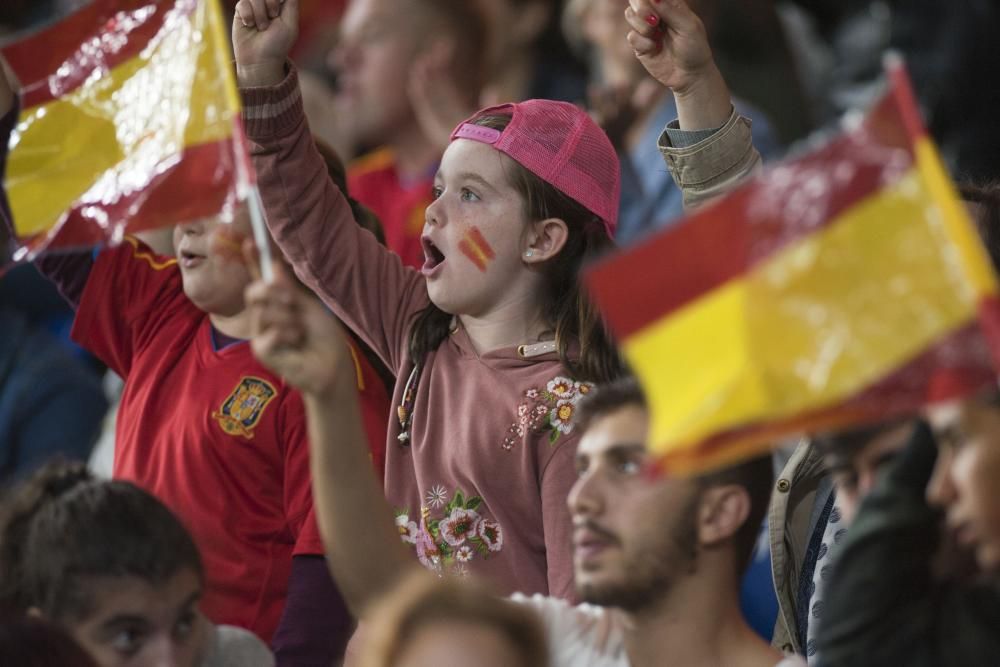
512 594 808 667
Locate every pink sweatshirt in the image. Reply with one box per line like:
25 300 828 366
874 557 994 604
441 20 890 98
242 67 585 600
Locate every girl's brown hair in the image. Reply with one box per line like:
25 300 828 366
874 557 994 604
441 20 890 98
408 114 624 384
358 571 549 667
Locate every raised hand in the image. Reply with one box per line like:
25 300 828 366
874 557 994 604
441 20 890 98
244 246 353 398
624 0 730 130
232 0 299 88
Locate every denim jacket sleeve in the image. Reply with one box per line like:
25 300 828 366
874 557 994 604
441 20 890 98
657 107 762 209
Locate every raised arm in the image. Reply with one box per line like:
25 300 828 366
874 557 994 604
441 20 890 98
232 0 429 373
246 259 415 617
625 0 761 208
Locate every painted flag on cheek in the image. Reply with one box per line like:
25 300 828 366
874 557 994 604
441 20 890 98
1 0 247 261
585 60 1000 476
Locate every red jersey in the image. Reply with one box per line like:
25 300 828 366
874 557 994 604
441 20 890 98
71 237 388 641
348 148 434 270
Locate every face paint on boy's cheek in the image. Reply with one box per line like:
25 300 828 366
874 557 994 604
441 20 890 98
458 226 496 272
210 226 248 264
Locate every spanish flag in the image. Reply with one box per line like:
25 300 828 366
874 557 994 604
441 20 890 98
585 61 1000 475
2 0 245 258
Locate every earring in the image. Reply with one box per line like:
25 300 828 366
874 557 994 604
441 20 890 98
525 249 534 258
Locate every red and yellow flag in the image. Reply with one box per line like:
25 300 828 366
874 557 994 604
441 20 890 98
2 0 246 258
585 61 1000 475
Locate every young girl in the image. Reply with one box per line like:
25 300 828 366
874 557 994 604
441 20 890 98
233 0 623 600
0 461 273 667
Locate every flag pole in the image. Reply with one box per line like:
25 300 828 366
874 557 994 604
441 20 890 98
247 183 274 283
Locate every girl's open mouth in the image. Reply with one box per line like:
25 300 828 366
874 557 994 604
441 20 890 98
421 237 446 276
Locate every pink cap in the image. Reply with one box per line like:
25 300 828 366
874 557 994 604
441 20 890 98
450 100 620 238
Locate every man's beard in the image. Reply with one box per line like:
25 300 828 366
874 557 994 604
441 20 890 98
577 496 699 612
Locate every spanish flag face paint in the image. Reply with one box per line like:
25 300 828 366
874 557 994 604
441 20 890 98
458 226 496 272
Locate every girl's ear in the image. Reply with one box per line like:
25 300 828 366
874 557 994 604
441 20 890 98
523 218 569 263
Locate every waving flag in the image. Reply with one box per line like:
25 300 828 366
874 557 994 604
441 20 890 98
2 0 246 259
586 60 1000 475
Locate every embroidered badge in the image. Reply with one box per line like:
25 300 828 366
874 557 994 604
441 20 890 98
502 376 594 451
212 377 277 439
395 487 503 577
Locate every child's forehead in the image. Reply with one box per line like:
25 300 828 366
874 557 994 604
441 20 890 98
437 139 515 182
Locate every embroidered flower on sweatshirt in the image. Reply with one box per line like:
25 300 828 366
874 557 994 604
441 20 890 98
425 485 448 509
399 487 502 576
546 377 576 398
440 508 482 547
395 514 419 545
550 399 576 434
477 519 504 552
503 376 595 449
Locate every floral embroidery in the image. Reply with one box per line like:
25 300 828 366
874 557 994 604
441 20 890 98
501 376 596 450
477 519 504 552
550 399 576 434
397 488 502 576
546 376 575 398
440 508 481 546
425 485 448 509
396 514 419 545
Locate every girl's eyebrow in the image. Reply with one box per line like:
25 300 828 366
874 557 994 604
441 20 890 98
453 172 498 193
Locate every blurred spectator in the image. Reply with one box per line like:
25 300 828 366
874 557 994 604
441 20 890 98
0 461 274 667
563 0 781 245
330 0 487 269
780 0 1000 182
475 0 588 107
0 306 107 486
358 572 549 667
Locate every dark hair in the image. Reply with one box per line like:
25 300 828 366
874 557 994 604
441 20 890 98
408 114 624 385
574 377 770 574
574 376 645 432
0 461 203 622
959 180 1000 273
0 614 98 667
811 418 912 462
360 571 548 667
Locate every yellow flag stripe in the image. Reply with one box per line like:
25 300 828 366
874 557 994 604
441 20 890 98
625 164 982 457
7 0 237 237
914 137 999 297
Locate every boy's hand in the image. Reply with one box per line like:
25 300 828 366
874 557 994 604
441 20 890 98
232 0 299 88
625 0 730 130
244 247 352 398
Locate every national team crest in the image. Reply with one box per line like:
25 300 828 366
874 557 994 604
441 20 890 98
212 377 277 439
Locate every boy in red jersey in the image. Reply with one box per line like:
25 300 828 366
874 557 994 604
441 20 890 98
0 66 388 664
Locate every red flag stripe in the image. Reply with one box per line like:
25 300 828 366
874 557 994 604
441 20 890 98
2 0 191 110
